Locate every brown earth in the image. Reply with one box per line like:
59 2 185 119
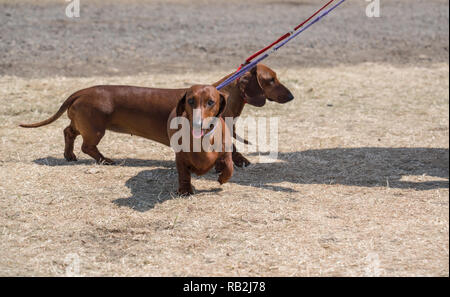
0 0 448 77
0 0 448 276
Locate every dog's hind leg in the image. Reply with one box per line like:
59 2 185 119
68 97 114 165
76 118 114 165
63 123 79 162
80 130 114 165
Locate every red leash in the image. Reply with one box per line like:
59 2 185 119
218 0 347 91
235 0 336 75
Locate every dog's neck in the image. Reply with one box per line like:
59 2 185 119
213 75 246 119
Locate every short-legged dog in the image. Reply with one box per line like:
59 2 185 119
19 64 293 166
167 85 233 195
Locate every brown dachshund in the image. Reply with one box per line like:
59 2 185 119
167 85 233 195
20 64 293 165
216 64 294 167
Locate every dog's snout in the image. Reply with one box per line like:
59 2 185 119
286 92 294 102
193 108 202 128
193 118 202 128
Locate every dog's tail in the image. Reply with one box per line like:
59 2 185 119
19 92 82 128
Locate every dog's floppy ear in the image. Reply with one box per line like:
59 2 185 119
216 91 228 117
176 92 187 117
238 67 266 107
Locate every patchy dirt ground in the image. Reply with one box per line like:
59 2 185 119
0 0 448 77
0 0 448 276
0 64 448 276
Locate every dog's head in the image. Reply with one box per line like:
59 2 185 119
238 64 294 107
176 85 228 139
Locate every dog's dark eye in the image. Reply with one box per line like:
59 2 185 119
187 98 195 106
207 99 215 107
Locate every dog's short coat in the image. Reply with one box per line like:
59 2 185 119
167 85 233 195
20 64 293 166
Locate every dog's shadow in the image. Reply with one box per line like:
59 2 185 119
33 157 174 168
112 168 223 212
35 147 449 212
245 147 449 189
116 147 448 211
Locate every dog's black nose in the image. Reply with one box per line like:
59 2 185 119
286 92 294 102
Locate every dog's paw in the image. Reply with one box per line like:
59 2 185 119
218 173 231 185
232 153 251 168
64 153 77 162
98 158 115 165
178 186 194 196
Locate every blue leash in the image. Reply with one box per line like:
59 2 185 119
216 0 347 90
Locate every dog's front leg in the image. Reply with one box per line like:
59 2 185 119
232 144 251 167
217 144 250 170
217 152 233 185
176 155 193 195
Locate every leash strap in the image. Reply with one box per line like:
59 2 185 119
216 0 346 90
243 0 336 66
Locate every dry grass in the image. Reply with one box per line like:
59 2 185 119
0 63 448 276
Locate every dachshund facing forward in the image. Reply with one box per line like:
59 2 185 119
167 85 233 195
20 64 293 166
